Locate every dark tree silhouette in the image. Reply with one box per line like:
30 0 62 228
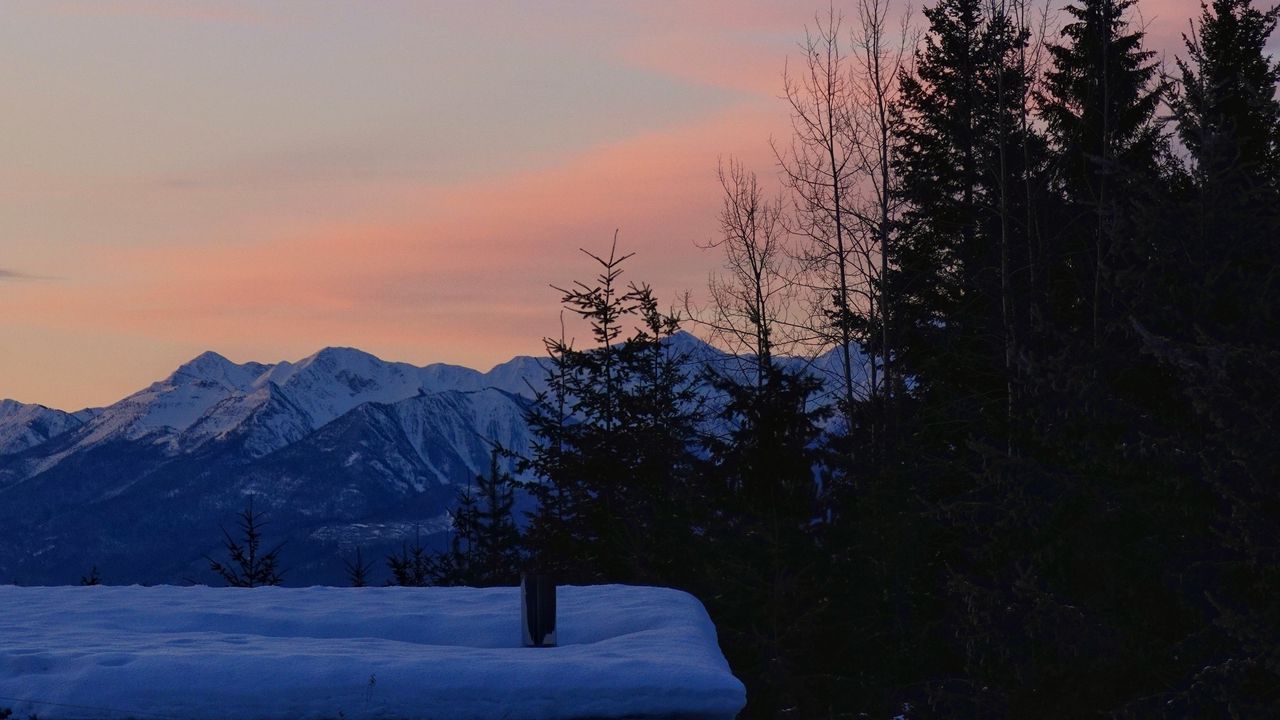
79 566 101 586
206 496 285 588
522 238 703 585
776 9 864 427
471 449 522 585
428 448 523 587
1039 0 1167 343
343 547 375 587
385 527 433 587
1175 0 1280 187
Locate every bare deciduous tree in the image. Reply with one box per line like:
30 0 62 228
689 158 800 387
775 2 914 443
846 0 915 444
988 0 1053 455
776 8 863 421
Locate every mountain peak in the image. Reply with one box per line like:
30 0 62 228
303 346 383 368
0 398 59 419
662 330 723 361
316 345 365 356
0 399 84 455
177 350 232 371
168 350 262 392
0 398 31 414
664 330 707 349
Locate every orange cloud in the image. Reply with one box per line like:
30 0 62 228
6 98 785 399
3 0 1212 410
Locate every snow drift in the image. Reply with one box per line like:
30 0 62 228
0 584 745 720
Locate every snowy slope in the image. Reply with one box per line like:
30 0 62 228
77 351 265 447
391 389 533 485
0 346 548 468
0 584 745 720
0 400 83 456
0 386 534 585
178 381 315 457
256 347 430 430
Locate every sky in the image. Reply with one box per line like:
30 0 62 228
0 0 1207 410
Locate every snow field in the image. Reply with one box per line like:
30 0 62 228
0 584 745 720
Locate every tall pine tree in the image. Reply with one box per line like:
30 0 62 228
1126 1 1280 712
888 2 1063 714
1038 0 1167 343
522 241 702 586
1176 0 1280 190
698 362 829 718
890 0 1039 455
471 448 522 586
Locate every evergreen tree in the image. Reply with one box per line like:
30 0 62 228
978 2 1200 715
886 2 1056 713
521 240 635 581
385 527 433 587
889 0 1040 452
1038 0 1167 342
432 450 522 586
472 449 522 585
343 547 375 587
608 284 704 584
520 326 584 577
1126 1 1280 711
1175 0 1280 189
206 496 285 588
522 240 702 586
446 480 480 581
1166 0 1280 340
698 362 830 717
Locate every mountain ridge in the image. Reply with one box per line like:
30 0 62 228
0 341 559 585
0 333 860 585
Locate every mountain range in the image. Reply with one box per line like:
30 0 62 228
0 333 854 585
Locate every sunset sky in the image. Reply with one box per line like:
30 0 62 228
0 1 1209 410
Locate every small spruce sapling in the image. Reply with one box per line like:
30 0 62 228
206 495 285 587
385 526 433 587
343 546 375 587
432 448 522 586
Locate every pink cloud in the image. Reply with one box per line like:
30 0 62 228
3 0 1226 410
8 99 783 382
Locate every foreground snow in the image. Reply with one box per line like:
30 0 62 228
0 584 745 720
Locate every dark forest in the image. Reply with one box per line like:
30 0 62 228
431 0 1280 716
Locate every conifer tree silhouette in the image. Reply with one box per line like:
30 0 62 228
206 495 285 587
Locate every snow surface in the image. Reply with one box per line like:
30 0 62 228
0 400 83 456
0 584 745 720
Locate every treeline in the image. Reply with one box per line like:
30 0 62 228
488 0 1279 717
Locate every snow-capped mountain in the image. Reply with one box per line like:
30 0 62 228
0 333 862 586
0 346 550 585
0 400 85 456
40 346 545 465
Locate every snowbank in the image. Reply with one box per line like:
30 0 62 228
0 584 745 720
